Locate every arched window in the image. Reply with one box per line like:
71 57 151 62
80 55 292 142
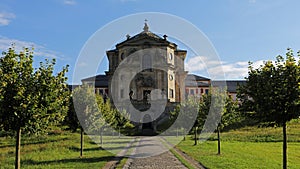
121 53 125 60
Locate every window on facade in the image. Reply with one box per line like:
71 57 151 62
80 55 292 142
205 89 209 94
196 89 199 94
121 53 125 60
169 89 174 98
190 89 194 95
142 54 152 71
169 53 173 60
201 88 204 93
169 74 173 81
99 89 104 95
120 89 124 99
86 82 93 87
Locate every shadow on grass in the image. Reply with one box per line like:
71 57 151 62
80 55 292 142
22 156 115 165
87 140 137 145
0 137 70 149
68 146 104 152
103 143 155 151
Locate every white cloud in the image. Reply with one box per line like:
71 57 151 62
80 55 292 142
185 55 267 80
185 56 222 72
0 12 16 26
0 36 65 60
208 62 249 79
63 0 76 5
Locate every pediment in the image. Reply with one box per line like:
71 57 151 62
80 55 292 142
116 31 174 48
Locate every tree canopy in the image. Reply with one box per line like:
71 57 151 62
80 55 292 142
0 47 69 134
238 48 300 126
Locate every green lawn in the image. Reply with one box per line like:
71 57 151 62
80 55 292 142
0 131 115 169
1 120 299 169
176 119 300 169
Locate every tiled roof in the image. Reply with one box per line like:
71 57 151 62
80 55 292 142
212 80 247 93
186 74 211 81
81 74 109 87
79 74 246 93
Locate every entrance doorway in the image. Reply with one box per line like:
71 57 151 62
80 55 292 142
143 90 151 101
142 114 153 130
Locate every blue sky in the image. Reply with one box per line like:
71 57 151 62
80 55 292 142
0 0 300 84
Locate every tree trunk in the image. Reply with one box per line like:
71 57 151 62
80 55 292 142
15 127 21 169
283 122 287 169
80 128 84 157
194 127 197 145
217 125 221 155
100 128 103 147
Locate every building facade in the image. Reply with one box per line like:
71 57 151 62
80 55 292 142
80 22 245 134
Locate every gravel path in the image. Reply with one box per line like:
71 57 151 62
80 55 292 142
123 137 188 169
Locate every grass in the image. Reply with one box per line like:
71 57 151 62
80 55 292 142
1 119 299 168
176 119 300 169
0 131 115 169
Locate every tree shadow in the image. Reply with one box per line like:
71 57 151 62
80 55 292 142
22 156 114 165
103 143 155 151
68 146 104 152
0 137 69 148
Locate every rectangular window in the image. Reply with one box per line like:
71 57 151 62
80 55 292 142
201 88 204 93
142 55 152 71
86 82 93 86
190 89 194 95
120 89 124 99
196 89 199 94
169 89 174 98
205 89 209 94
99 89 104 95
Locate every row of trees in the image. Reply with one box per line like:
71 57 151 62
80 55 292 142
170 89 240 154
171 48 300 169
0 47 299 169
66 85 133 157
0 48 133 169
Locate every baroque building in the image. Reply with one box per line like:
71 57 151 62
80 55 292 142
80 22 245 134
105 22 187 103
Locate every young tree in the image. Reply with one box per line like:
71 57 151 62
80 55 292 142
217 95 239 154
0 47 69 169
64 96 80 132
169 96 199 144
238 48 300 169
198 89 238 154
89 95 114 146
72 85 98 157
